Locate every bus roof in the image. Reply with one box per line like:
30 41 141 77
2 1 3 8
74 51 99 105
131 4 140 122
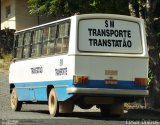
15 14 142 34
15 16 71 34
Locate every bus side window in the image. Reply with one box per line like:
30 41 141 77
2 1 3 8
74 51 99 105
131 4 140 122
42 25 57 55
55 22 70 54
23 32 31 58
62 22 70 53
42 27 49 55
31 29 43 57
48 26 57 55
55 24 63 53
16 34 24 59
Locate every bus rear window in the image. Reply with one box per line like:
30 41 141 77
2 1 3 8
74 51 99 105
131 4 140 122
78 19 143 54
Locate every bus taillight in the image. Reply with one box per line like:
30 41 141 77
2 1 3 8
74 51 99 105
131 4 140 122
73 75 89 84
134 78 148 86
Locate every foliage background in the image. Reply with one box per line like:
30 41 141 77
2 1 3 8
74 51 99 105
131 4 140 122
0 0 160 108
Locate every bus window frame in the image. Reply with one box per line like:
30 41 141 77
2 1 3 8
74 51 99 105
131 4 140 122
14 33 24 59
77 18 143 54
13 19 71 61
22 32 32 59
31 29 43 57
42 24 57 56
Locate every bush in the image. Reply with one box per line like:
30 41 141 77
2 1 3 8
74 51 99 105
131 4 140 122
0 29 15 58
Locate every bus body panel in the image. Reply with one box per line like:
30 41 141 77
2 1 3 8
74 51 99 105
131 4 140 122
9 14 149 104
73 56 148 91
9 55 75 101
74 56 148 82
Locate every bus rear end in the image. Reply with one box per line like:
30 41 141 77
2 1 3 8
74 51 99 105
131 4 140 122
67 14 149 116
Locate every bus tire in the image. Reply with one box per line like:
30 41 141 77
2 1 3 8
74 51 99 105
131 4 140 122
10 88 22 111
48 89 59 117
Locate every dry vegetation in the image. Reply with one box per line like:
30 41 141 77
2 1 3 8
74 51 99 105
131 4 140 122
0 54 12 70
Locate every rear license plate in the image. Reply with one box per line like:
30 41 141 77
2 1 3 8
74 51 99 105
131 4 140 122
105 79 118 84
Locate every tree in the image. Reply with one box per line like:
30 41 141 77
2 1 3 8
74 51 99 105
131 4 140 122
27 0 129 18
129 0 160 108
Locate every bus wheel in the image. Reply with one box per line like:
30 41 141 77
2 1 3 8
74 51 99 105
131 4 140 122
10 88 22 111
48 89 59 117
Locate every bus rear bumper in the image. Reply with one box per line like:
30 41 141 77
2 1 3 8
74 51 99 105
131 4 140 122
67 88 149 96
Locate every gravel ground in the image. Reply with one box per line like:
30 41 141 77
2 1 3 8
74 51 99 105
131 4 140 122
0 69 160 125
0 69 100 120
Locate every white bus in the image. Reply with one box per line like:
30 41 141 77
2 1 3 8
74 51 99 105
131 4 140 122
9 14 149 117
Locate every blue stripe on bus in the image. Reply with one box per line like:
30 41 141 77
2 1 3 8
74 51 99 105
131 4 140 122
14 80 147 101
